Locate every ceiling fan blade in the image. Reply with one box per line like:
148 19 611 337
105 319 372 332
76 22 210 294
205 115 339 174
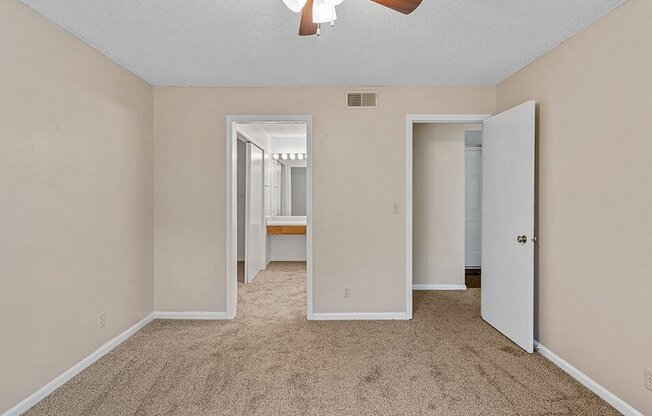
299 0 318 36
369 0 423 14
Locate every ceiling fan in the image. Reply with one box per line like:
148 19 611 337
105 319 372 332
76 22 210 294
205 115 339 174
282 0 423 36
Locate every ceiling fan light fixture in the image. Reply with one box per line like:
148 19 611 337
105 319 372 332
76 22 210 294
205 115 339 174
312 1 337 24
283 0 308 13
296 0 422 37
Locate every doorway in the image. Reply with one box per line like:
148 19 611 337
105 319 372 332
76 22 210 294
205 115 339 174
226 115 313 320
406 103 536 353
412 123 481 292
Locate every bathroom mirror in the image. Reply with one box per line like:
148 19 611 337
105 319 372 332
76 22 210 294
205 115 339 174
271 156 307 216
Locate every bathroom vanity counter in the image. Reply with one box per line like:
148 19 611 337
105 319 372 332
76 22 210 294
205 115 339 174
266 216 307 261
266 216 306 235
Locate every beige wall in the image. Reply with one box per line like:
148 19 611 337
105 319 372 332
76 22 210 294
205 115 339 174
0 1 154 412
497 0 652 413
413 124 480 286
153 87 496 313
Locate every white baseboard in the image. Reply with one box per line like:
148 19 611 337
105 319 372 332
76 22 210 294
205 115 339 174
2 313 155 416
153 311 229 320
535 341 643 416
412 284 467 291
311 312 410 320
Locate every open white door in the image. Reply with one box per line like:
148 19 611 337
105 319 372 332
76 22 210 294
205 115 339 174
481 100 535 353
245 143 265 283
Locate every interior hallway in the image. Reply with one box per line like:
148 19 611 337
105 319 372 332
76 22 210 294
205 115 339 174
26 262 616 415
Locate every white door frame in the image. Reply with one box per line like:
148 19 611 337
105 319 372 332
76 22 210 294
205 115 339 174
405 114 492 318
226 115 314 320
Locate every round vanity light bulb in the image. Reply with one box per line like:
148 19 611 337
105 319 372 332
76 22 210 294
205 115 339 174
289 153 296 160
282 0 308 13
281 153 288 160
312 1 337 23
273 154 280 160
297 153 304 160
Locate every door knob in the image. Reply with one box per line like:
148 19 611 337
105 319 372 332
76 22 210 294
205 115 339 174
517 235 527 243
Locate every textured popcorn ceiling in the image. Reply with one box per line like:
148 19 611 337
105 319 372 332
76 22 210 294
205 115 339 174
18 0 627 86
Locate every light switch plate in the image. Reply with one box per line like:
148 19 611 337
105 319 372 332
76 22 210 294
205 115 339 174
645 367 652 392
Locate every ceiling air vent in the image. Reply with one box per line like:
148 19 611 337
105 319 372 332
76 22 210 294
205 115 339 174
346 91 378 109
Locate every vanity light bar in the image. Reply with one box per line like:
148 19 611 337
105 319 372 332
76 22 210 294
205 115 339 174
273 153 307 161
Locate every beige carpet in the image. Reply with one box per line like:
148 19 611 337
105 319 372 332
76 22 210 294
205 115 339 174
26 262 616 415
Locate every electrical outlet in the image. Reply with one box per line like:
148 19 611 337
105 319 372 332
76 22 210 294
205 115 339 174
98 312 106 329
343 288 352 299
645 367 652 392
392 202 400 215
